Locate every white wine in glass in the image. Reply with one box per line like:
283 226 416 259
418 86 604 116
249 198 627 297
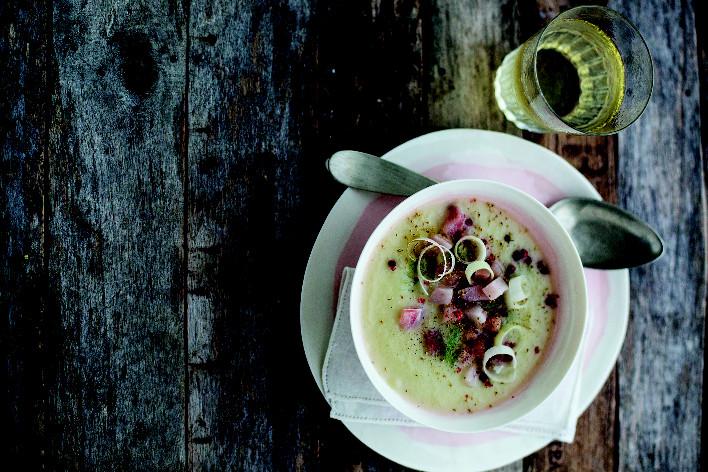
494 6 652 135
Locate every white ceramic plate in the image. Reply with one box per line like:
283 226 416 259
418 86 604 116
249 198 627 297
300 129 629 471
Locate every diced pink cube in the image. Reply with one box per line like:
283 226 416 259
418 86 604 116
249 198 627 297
458 285 489 302
430 286 454 305
399 307 423 330
441 205 469 239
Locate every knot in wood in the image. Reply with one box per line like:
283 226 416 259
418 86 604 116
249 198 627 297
111 31 158 98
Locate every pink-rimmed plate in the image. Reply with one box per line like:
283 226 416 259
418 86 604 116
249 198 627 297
300 129 629 471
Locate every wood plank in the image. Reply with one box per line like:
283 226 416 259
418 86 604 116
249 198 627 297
427 0 521 135
48 1 187 468
0 1 52 467
530 134 617 202
698 1 708 466
187 1 327 469
610 0 704 470
306 0 430 154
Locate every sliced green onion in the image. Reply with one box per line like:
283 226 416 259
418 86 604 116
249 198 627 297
413 238 456 295
494 324 528 347
464 260 493 284
408 237 456 262
483 345 517 383
453 235 486 264
407 238 431 261
504 275 528 309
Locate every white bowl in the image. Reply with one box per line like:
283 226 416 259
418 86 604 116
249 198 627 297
350 179 588 432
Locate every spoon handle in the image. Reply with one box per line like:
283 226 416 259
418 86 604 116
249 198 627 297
326 150 436 196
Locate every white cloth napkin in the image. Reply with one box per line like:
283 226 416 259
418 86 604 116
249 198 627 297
322 267 584 443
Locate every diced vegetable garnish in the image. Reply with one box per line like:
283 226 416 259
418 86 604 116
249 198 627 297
454 235 487 264
491 259 504 278
399 307 423 330
440 270 464 287
456 349 473 369
431 234 453 250
441 205 468 239
482 277 509 300
469 338 486 359
464 260 493 284
504 275 529 309
464 304 487 327
464 366 482 387
430 286 454 305
483 345 518 383
458 285 489 302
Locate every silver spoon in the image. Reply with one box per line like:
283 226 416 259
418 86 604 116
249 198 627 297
326 150 663 269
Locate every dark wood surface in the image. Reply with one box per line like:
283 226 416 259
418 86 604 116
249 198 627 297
1 0 704 471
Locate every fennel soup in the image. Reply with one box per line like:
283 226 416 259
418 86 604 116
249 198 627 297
362 199 558 414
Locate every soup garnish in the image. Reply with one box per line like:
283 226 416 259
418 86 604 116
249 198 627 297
362 199 559 413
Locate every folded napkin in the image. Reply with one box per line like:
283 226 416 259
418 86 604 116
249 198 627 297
322 267 584 443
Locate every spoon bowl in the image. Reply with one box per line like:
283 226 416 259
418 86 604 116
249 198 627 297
549 198 664 269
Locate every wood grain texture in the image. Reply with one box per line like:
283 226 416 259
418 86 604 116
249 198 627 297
0 1 52 467
48 0 186 468
698 0 708 466
187 0 327 469
427 0 521 134
611 0 705 470
530 134 617 202
1 0 704 470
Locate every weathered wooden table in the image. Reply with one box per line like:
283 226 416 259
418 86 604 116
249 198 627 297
1 0 704 470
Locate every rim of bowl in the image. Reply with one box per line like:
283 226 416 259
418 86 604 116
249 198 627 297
349 179 588 432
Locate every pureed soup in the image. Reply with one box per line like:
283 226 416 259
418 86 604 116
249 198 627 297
361 198 559 414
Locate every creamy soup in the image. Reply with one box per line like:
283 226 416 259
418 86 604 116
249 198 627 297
362 198 558 414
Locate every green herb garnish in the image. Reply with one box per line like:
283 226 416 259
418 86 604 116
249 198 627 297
443 325 463 367
407 260 417 287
